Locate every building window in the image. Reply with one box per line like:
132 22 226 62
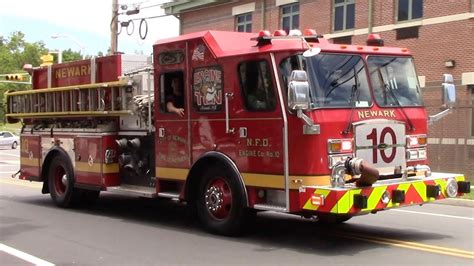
236 13 252 33
398 0 423 21
332 36 352 44
281 3 299 33
333 0 355 32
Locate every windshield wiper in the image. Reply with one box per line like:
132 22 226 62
377 68 415 131
343 67 360 135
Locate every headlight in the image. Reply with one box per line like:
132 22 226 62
407 134 427 148
406 148 427 161
328 139 353 154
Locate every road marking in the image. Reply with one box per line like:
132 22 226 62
0 151 20 158
0 243 55 266
0 179 42 189
331 231 474 259
390 209 474 221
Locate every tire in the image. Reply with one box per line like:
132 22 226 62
47 155 80 208
196 167 250 236
11 141 17 149
316 213 352 224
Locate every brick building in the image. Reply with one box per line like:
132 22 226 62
164 0 474 179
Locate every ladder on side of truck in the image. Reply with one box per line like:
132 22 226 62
5 79 135 119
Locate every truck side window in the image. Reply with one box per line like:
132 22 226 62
238 60 276 112
159 72 184 115
279 55 304 92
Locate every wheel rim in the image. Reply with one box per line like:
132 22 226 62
204 178 232 219
53 166 67 195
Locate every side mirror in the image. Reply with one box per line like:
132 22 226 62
428 74 457 125
288 70 310 111
442 74 456 107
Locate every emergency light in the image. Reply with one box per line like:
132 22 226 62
366 33 384 46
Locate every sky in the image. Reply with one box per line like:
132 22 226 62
0 0 179 57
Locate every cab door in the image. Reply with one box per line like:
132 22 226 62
222 55 285 189
154 47 190 184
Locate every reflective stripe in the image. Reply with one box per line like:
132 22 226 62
75 162 119 173
20 157 39 167
332 191 351 213
366 186 386 210
303 189 332 211
156 167 188 181
302 175 466 214
412 182 428 201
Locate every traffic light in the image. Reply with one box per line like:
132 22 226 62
5 74 25 81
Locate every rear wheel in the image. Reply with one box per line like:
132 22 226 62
196 167 250 236
47 155 79 207
11 141 17 149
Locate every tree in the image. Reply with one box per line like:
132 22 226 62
61 48 82 62
0 32 48 123
0 31 106 123
0 32 48 73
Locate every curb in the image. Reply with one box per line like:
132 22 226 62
433 198 474 208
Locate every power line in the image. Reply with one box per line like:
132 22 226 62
113 0 173 42
128 13 170 21
139 3 165 10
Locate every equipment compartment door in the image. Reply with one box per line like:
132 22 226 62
74 136 103 187
19 135 41 181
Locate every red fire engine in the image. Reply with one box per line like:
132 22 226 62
5 30 470 235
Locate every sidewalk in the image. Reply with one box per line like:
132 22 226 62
434 198 474 208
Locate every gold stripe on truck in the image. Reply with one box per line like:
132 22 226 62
75 162 119 173
20 157 39 167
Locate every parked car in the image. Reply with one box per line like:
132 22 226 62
0 131 20 149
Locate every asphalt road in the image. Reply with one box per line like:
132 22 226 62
1 147 473 265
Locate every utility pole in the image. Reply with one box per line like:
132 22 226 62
110 0 119 54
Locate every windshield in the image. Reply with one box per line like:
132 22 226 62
367 56 423 107
305 54 372 108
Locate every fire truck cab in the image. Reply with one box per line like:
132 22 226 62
5 30 470 235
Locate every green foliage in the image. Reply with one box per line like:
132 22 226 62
0 31 48 73
0 31 105 124
462 189 474 200
57 48 82 63
0 122 21 133
0 31 47 123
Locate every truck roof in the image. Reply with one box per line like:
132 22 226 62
153 30 412 58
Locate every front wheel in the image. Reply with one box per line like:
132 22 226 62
196 167 250 236
47 155 79 208
11 141 17 149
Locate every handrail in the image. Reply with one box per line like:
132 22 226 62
5 79 131 96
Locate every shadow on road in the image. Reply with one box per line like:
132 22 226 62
6 192 455 257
